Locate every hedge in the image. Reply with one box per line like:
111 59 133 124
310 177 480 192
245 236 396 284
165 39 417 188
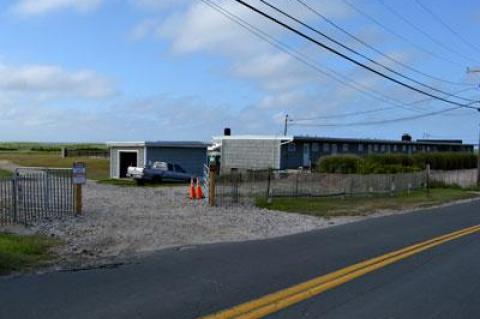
316 152 477 174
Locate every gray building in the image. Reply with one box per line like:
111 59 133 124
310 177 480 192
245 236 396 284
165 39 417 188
213 135 474 172
107 141 209 178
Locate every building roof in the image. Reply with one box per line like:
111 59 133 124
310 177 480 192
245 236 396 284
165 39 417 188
213 135 293 141
293 136 473 146
107 141 210 148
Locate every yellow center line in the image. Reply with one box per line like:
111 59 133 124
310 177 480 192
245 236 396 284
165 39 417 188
199 224 480 319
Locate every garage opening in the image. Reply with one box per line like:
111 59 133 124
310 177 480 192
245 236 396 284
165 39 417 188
119 151 137 178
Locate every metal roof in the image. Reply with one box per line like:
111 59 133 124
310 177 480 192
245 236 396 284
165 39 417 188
107 141 210 148
292 136 473 146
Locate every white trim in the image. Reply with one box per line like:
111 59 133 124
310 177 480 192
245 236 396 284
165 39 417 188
117 149 139 178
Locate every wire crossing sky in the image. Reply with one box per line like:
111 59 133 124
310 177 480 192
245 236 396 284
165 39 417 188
0 0 479 143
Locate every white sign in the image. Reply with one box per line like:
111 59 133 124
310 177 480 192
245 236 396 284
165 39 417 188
73 162 86 185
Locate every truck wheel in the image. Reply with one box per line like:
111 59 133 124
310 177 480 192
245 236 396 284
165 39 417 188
152 176 162 184
136 179 145 186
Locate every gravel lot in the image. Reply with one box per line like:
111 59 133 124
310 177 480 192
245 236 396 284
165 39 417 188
28 181 355 267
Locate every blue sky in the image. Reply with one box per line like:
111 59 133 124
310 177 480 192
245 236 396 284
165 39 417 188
0 0 479 143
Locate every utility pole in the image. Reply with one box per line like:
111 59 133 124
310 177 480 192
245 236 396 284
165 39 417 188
467 67 480 186
283 114 289 136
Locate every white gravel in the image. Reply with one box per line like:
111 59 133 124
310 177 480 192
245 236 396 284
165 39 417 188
30 181 349 266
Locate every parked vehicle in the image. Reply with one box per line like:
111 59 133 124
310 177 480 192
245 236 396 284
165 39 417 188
127 161 192 184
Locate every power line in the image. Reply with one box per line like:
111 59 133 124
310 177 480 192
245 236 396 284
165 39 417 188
293 86 479 121
294 0 473 87
232 0 480 110
291 106 462 127
257 0 474 103
414 0 480 55
341 0 467 69
199 0 424 113
377 0 480 65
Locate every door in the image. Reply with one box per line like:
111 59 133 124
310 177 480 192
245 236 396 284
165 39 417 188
303 143 311 167
119 152 137 178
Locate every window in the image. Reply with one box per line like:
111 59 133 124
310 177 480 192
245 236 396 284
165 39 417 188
373 144 379 152
342 144 349 152
412 146 417 152
358 144 364 152
393 145 398 152
288 143 296 152
380 145 385 152
426 146 431 152
368 144 372 153
174 164 185 173
323 143 330 152
312 143 319 152
402 145 407 152
167 163 174 171
386 145 391 153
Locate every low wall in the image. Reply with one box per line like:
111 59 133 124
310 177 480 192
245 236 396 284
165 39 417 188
430 169 477 188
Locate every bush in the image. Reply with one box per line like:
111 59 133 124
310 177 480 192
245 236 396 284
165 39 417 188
316 152 477 174
30 146 62 152
318 155 361 174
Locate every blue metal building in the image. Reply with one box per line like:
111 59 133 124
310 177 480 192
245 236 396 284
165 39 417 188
107 141 209 178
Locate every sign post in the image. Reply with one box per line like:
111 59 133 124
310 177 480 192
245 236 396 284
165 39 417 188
73 162 86 215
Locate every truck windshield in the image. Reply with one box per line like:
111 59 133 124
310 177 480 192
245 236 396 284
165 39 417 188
174 164 185 173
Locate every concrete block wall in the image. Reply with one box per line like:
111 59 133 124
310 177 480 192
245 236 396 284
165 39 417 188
221 139 281 173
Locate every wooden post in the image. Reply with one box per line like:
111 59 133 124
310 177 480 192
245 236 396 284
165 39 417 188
426 164 431 197
75 184 82 215
208 165 217 207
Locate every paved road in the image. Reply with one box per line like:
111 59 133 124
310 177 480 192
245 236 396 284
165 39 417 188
1 200 480 319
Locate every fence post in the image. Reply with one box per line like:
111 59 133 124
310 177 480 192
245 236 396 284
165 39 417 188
11 178 17 223
426 164 431 197
266 168 272 203
75 184 82 215
208 165 217 207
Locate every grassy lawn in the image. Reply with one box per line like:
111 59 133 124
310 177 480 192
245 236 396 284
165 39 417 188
0 233 59 275
256 188 479 218
0 152 109 180
0 169 12 178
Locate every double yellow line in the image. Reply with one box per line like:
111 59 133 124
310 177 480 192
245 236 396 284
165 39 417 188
200 224 480 319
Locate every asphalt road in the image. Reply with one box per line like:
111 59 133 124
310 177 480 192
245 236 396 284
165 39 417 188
1 199 480 319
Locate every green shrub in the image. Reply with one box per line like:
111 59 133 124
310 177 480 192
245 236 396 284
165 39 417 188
30 146 61 152
318 155 361 174
316 152 477 174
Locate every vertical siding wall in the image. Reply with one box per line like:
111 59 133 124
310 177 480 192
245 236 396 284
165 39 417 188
221 139 281 173
146 147 207 177
109 146 145 178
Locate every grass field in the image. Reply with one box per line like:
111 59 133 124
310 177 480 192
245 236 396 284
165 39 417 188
0 169 12 178
0 152 109 180
0 142 106 152
256 189 479 218
0 233 59 275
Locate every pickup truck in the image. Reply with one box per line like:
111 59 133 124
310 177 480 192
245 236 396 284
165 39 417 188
126 161 192 184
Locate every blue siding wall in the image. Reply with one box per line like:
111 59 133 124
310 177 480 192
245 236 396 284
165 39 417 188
146 147 207 177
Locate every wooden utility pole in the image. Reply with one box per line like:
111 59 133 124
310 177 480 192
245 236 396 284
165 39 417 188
283 114 289 136
208 165 217 207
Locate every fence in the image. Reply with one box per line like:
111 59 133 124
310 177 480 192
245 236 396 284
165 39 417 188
430 169 478 188
61 148 109 158
214 170 427 206
0 168 74 225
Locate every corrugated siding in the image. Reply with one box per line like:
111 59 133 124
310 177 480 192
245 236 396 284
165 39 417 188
146 147 207 177
221 139 281 173
109 146 145 178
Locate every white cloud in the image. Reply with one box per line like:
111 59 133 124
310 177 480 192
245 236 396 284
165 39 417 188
11 0 103 16
0 64 115 99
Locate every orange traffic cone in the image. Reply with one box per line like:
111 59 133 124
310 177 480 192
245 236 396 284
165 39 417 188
196 177 204 199
189 178 196 200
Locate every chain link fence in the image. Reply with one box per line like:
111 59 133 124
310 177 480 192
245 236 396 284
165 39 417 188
0 168 74 225
215 170 427 206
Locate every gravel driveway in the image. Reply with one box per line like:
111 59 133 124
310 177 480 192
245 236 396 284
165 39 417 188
31 181 348 267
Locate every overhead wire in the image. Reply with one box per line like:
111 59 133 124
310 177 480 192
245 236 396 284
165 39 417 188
199 0 426 113
377 0 480 65
294 0 473 87
414 0 480 55
341 0 467 69
257 0 474 102
231 0 480 110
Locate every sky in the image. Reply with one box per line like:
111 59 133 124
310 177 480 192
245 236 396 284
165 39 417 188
0 0 479 143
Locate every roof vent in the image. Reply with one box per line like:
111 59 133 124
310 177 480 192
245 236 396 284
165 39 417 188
224 128 231 136
401 133 412 142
